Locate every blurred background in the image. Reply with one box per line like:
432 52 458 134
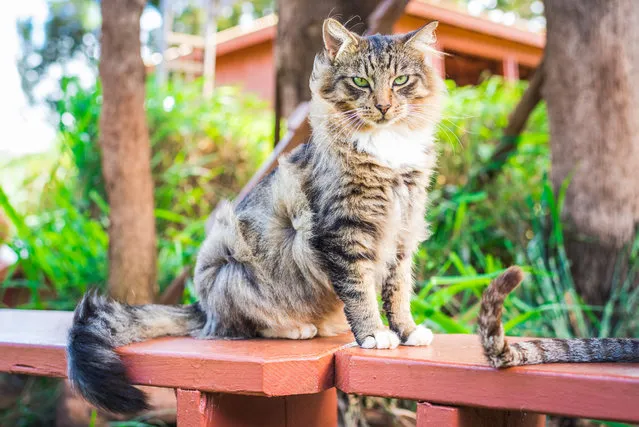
0 0 637 426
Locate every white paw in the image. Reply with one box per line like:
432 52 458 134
261 324 318 340
296 324 318 339
360 330 400 349
402 325 434 346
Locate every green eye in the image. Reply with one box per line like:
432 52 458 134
393 75 409 86
352 77 370 88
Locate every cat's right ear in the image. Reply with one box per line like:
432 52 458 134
322 18 360 62
404 21 438 51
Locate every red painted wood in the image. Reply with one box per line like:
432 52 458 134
0 309 354 396
502 56 520 81
284 389 338 427
417 402 545 427
337 334 639 423
176 388 337 427
417 402 460 427
168 1 544 107
4 309 638 423
177 389 210 427
404 1 545 48
0 309 70 377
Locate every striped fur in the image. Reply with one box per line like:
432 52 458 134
67 292 205 413
479 266 639 368
67 19 444 413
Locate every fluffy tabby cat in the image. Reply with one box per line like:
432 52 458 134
68 19 444 413
479 266 639 368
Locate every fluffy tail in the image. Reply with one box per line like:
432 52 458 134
67 292 205 414
478 266 639 368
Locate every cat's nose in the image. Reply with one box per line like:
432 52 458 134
375 104 391 115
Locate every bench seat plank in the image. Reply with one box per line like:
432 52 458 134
336 334 639 423
0 309 355 396
3 309 639 423
0 309 71 378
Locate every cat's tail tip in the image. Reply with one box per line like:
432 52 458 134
478 266 525 368
491 266 524 295
67 291 150 414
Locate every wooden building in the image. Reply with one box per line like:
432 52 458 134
160 0 545 105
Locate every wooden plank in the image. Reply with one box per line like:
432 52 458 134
404 1 545 48
336 334 639 423
0 309 70 377
177 389 210 427
168 31 206 49
0 309 354 396
416 402 545 427
5 309 638 423
165 59 203 74
167 15 277 57
416 402 459 427
502 56 519 81
176 388 337 427
284 389 338 427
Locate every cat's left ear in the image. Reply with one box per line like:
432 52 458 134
404 21 438 50
323 18 360 61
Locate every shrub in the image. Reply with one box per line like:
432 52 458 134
412 78 638 340
1 78 273 308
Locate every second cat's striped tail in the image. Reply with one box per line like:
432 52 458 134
478 266 639 368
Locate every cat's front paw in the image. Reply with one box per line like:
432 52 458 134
402 325 433 346
360 329 400 349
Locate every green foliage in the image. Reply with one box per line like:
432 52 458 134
1 78 273 309
16 0 275 104
408 77 548 334
17 0 101 104
2 76 637 426
4 75 637 338
172 0 274 34
411 78 638 341
0 377 60 426
416 78 548 283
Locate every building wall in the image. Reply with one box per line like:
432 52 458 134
215 41 275 104
209 14 543 105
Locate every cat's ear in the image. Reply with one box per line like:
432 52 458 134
322 18 360 61
404 21 438 51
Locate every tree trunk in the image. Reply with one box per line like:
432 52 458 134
543 0 639 304
274 0 407 143
99 0 157 304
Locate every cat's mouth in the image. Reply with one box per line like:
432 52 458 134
374 115 401 126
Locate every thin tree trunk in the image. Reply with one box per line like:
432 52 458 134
543 0 639 304
99 0 157 304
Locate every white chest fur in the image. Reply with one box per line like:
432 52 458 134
352 126 434 169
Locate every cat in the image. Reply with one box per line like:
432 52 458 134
67 18 444 414
479 266 639 368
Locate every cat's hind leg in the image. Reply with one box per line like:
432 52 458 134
316 305 350 337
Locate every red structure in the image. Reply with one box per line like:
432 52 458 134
165 1 544 105
2 309 638 426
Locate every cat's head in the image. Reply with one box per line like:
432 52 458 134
310 18 443 135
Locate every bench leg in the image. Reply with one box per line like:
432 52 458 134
416 402 545 427
176 388 338 427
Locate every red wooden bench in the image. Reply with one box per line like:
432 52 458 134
1 309 638 426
